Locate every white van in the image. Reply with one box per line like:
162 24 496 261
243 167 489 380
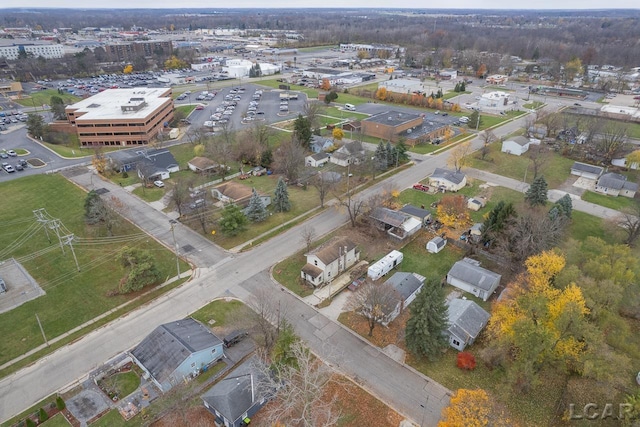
344 103 356 111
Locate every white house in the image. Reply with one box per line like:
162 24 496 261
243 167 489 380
446 258 501 301
305 152 330 168
595 172 639 198
380 272 426 325
429 168 467 192
426 236 447 253
301 237 360 287
570 162 604 180
446 298 490 351
501 136 530 156
329 141 366 167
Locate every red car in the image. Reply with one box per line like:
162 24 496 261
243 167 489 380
413 183 429 192
195 105 204 110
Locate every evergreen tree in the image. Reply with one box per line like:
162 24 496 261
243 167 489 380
554 193 573 218
386 141 396 167
469 110 481 129
395 140 410 163
273 177 291 212
84 190 104 224
260 148 273 168
374 141 388 171
26 114 47 139
460 81 466 91
245 189 268 222
482 201 517 243
525 176 548 207
293 114 312 148
405 280 449 360
219 204 248 236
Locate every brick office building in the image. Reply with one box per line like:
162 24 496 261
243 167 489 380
64 88 174 147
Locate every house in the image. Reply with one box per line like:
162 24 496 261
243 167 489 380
380 272 426 325
528 124 548 139
501 136 530 156
369 207 422 240
110 149 179 181
446 258 501 302
595 172 639 198
305 152 330 168
188 156 221 173
212 181 271 209
399 204 431 226
329 141 366 167
301 237 360 287
570 162 604 180
130 318 224 392
426 236 447 253
202 355 270 427
467 197 486 212
428 168 467 192
446 298 490 351
309 135 334 153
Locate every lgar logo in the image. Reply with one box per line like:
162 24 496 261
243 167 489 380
568 403 633 421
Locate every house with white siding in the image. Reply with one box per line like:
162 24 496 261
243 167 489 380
301 237 360 287
446 258 501 301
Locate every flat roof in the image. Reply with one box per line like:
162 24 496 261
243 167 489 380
364 110 421 127
68 88 171 121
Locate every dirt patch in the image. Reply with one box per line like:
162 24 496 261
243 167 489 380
151 406 215 427
27 158 45 167
340 309 410 349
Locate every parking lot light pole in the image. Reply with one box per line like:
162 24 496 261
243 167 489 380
169 219 180 279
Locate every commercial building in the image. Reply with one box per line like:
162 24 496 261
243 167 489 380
0 40 64 60
104 40 173 62
64 88 174 147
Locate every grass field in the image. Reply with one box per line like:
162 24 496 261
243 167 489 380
14 89 81 108
191 299 250 327
581 190 638 211
41 414 71 427
466 142 574 188
0 174 189 367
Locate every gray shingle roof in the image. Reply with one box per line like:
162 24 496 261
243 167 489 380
308 236 357 265
448 258 501 292
431 168 466 185
384 272 425 300
131 318 222 384
428 236 446 249
571 162 604 176
202 355 268 424
370 207 409 228
447 298 490 342
507 136 530 146
399 204 431 220
598 172 629 190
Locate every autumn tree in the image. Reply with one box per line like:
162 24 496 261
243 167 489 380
273 177 291 213
456 352 477 370
346 281 400 337
123 64 133 74
405 280 449 360
625 149 640 169
437 195 471 229
525 175 548 207
332 127 344 141
375 87 388 101
164 55 187 70
476 63 487 78
447 141 472 172
92 147 109 176
564 57 583 82
439 389 511 427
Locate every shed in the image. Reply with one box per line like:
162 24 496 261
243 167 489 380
305 152 330 167
467 197 486 212
570 162 603 180
188 156 220 173
426 236 447 253
501 136 530 156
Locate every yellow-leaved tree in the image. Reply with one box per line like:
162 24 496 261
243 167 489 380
332 127 344 141
375 87 388 101
439 389 512 427
123 64 133 74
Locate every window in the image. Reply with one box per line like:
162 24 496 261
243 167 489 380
191 362 196 368
452 339 460 346
314 260 318 266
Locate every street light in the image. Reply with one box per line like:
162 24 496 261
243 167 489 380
169 219 181 279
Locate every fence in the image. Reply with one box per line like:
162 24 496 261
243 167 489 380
191 171 242 191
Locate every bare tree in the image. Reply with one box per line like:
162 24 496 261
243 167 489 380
249 287 286 351
300 225 316 254
184 127 206 145
346 281 400 336
247 121 274 149
527 145 551 179
479 130 496 160
335 190 366 228
255 341 342 427
311 172 335 208
597 121 628 163
614 202 640 246
303 101 324 130
206 136 234 180
447 141 472 172
168 176 192 217
274 139 305 183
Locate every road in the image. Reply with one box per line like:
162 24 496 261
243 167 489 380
0 94 621 424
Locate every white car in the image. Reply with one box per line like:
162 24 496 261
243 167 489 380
153 180 165 188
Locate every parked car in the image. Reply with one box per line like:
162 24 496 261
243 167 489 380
2 162 15 173
413 183 430 192
18 159 27 167
14 163 23 171
153 180 165 188
223 330 248 348
195 105 204 110
189 199 205 209
7 150 17 157
0 152 8 159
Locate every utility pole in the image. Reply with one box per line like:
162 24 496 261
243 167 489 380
63 234 80 271
169 219 181 279
35 313 49 347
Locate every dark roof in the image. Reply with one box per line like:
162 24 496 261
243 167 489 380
337 140 364 156
364 110 421 127
309 152 330 161
571 162 603 176
370 207 408 228
202 356 268 424
598 172 629 190
301 263 323 278
145 150 178 170
399 204 431 220
111 148 177 170
131 318 222 385
428 236 446 249
308 236 357 265
384 272 425 300
431 168 466 185
448 258 501 292
447 298 490 342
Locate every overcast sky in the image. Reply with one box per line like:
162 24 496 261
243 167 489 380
1 2 638 9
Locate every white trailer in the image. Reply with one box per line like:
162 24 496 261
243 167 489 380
367 250 403 281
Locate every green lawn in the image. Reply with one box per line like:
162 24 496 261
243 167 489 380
443 91 470 100
14 148 29 156
14 89 81 108
323 106 370 121
0 175 189 368
523 101 544 109
466 142 574 188
256 79 319 99
581 190 638 211
567 210 612 243
98 370 140 400
191 299 250 328
89 409 132 427
41 414 71 427
132 185 165 202
175 104 196 117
